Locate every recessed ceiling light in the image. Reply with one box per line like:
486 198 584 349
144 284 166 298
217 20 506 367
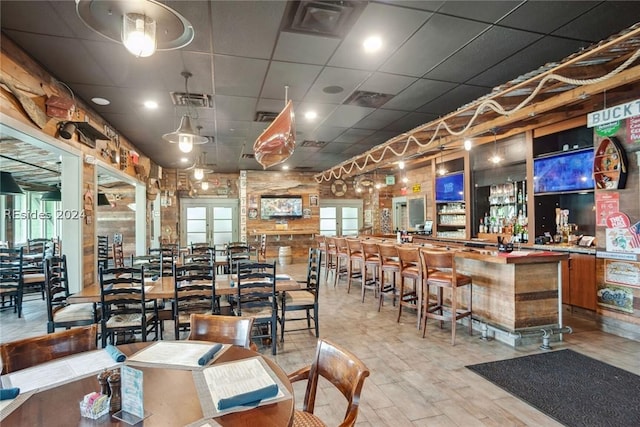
304 111 317 120
323 85 344 94
92 97 110 106
282 165 289 170
144 100 158 109
180 157 189 163
363 36 382 53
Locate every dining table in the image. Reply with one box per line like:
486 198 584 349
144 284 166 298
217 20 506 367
67 274 301 304
0 342 295 426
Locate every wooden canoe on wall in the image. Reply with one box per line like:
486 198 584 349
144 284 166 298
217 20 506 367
253 100 296 169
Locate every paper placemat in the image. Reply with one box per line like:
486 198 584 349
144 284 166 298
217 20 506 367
1 349 121 394
126 341 230 370
192 356 292 417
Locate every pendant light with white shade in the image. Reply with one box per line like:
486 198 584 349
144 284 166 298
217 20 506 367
162 71 208 153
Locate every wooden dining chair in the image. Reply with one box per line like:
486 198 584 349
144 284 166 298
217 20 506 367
0 324 98 374
0 247 24 318
288 339 370 427
234 261 278 355
99 266 160 346
44 254 96 333
280 248 321 342
173 262 217 339
112 242 125 268
97 235 109 270
187 313 256 350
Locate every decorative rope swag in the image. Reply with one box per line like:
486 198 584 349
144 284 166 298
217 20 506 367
314 26 640 183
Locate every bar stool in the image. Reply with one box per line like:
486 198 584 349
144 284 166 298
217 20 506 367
324 237 338 285
332 238 349 288
420 248 472 345
361 241 381 303
345 239 364 294
378 244 400 311
396 246 422 327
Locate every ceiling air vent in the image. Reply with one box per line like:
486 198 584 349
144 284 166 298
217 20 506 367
241 153 255 159
300 140 327 148
343 90 394 108
294 166 313 171
286 1 364 38
255 111 279 122
170 91 213 108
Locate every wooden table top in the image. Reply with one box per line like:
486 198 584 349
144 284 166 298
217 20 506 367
1 342 294 427
68 275 301 304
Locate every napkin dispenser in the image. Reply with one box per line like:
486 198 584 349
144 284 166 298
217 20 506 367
497 236 514 253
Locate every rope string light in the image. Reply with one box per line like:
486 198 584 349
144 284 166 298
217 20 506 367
314 29 640 183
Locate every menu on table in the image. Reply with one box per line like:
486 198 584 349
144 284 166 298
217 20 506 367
126 341 229 369
1 349 120 393
193 356 291 417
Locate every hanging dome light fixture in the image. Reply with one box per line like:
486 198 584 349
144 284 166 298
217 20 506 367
162 71 208 153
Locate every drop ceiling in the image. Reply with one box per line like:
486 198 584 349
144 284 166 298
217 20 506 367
1 0 639 175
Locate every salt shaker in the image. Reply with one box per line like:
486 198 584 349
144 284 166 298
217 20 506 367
107 369 122 413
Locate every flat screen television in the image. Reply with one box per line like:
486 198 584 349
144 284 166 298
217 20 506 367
260 195 303 219
435 172 464 202
533 149 595 194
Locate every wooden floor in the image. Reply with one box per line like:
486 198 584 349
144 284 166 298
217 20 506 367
2 262 639 426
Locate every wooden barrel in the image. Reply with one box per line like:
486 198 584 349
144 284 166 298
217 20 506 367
278 246 292 265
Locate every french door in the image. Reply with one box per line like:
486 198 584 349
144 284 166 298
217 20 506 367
319 199 363 236
181 199 239 247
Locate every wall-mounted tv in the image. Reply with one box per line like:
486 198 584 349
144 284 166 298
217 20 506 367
533 148 595 194
260 195 303 219
435 172 464 202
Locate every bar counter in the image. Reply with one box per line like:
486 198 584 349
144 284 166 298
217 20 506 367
453 248 568 340
367 235 569 346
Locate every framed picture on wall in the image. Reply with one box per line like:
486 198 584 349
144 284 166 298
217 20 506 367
248 195 258 208
309 194 318 207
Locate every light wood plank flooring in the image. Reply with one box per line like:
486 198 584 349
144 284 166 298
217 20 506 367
2 262 639 426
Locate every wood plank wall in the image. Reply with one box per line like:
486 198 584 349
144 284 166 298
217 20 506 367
96 188 136 260
246 171 319 262
1 36 158 287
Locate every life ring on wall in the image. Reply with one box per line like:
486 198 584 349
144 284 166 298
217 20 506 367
331 179 347 197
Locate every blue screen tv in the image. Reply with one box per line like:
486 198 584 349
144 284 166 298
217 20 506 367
260 195 303 219
533 149 595 194
435 173 464 202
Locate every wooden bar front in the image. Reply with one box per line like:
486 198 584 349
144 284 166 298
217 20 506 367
454 250 568 332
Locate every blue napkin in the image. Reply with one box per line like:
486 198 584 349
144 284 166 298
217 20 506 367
0 387 20 400
105 344 126 362
198 343 223 366
217 383 279 411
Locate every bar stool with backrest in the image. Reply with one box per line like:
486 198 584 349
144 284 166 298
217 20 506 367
324 237 338 284
345 238 364 294
332 237 349 288
361 241 381 303
378 243 400 311
396 245 423 327
420 248 472 345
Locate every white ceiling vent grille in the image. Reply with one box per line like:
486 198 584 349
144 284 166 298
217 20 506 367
170 91 213 108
